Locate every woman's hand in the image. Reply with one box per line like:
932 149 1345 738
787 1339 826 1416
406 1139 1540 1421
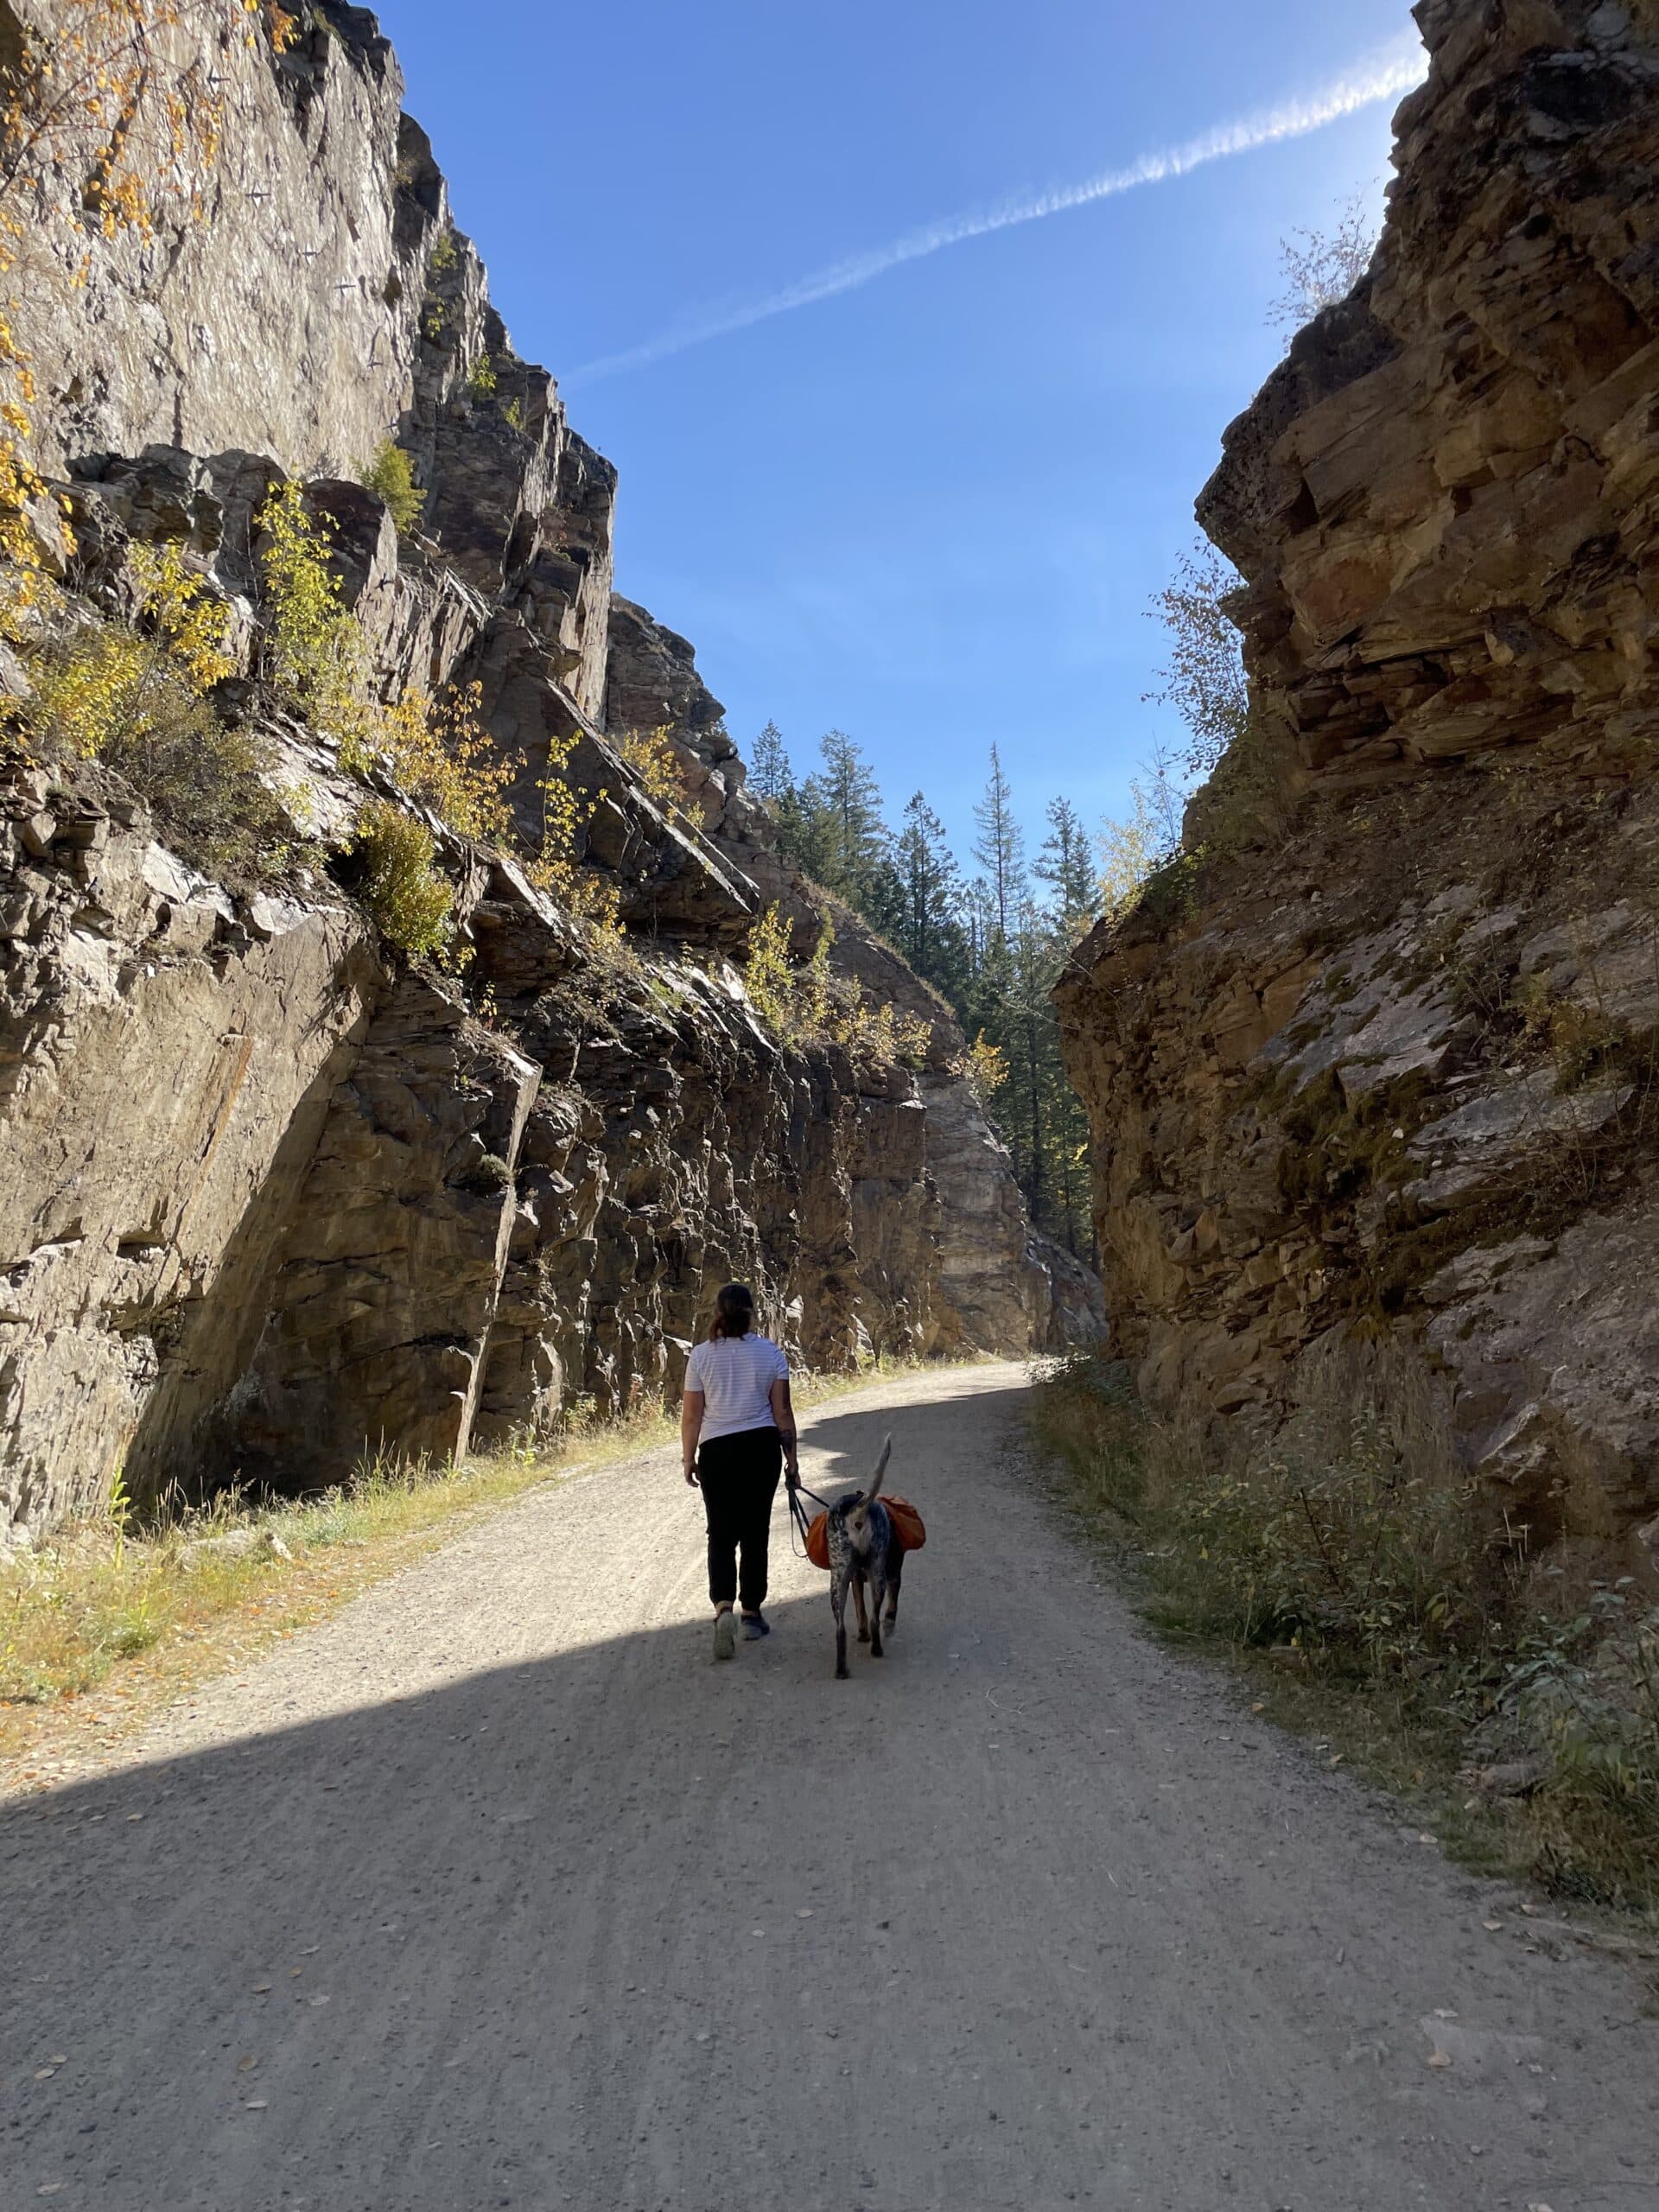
772 1376 799 1491
681 1387 704 1490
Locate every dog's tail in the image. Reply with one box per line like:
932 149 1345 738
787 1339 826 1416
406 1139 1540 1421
867 1436 891 1502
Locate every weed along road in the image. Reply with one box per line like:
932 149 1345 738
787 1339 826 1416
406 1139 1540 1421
3 1365 1656 2210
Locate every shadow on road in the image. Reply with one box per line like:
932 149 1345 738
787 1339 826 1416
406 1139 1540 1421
0 1386 1028 2208
4 1368 1655 2211
2 1582 931 2206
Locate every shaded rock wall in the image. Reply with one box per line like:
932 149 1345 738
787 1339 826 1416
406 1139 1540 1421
226 969 541 1485
0 0 1100 1540
1 756 378 1532
1057 0 1659 1568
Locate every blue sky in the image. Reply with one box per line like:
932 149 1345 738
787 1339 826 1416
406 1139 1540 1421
378 0 1419 862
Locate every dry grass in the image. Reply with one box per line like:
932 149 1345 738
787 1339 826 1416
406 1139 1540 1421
1027 1348 1659 1932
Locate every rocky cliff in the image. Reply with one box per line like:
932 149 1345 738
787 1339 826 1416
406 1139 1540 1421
1057 0 1659 1568
0 0 1098 1543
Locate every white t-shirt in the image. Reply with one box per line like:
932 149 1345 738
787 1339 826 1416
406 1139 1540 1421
685 1332 789 1441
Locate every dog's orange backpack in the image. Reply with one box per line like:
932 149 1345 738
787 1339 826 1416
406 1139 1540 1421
886 1496 927 1552
804 1497 926 1571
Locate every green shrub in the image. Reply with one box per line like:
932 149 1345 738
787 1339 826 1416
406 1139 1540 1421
1131 846 1207 930
351 798 451 955
1503 1592 1659 1908
423 230 460 340
460 1150 512 1193
1177 1398 1486 1668
1029 1345 1659 1914
101 683 289 877
359 441 425 534
16 550 289 879
465 356 497 400
257 486 518 849
252 476 630 943
743 902 931 1069
1034 1343 1490 1666
257 480 364 724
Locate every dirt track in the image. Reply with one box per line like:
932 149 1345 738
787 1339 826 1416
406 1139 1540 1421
3 1363 1656 2210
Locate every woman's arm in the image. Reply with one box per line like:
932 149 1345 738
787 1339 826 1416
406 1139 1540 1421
769 1376 799 1487
682 1388 705 1487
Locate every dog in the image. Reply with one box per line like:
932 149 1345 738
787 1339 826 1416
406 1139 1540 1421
825 1436 905 1679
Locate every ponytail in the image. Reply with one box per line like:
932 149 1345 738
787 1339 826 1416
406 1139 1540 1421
709 1282 755 1341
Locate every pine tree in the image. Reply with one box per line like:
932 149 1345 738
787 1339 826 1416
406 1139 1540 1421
747 721 835 882
957 873 999 1012
731 716 1095 1255
775 774 835 884
1034 796 1096 939
1006 898 1052 1223
749 719 792 803
798 728 899 927
893 791 966 993
972 745 1027 945
816 730 886 888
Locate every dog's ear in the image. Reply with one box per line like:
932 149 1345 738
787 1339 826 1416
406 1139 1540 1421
868 1436 891 1501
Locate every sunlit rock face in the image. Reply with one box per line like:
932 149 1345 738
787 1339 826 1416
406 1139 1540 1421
1057 0 1659 1567
1203 0 1659 799
0 1 1099 1542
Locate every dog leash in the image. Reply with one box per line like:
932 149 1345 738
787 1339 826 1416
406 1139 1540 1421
786 1478 830 1560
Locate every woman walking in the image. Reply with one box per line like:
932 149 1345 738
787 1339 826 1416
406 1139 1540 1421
682 1282 799 1661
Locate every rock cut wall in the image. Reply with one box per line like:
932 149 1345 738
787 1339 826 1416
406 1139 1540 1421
1057 0 1659 1568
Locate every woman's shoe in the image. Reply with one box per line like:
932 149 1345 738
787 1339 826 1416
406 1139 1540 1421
741 1612 770 1640
713 1611 737 1662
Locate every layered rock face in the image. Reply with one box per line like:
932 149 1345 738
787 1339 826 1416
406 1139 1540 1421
0 1 1096 1541
1057 0 1659 1564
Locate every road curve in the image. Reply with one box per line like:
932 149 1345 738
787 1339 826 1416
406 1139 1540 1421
3 1363 1656 2210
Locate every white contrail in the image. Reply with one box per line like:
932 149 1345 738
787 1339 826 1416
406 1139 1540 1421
565 35 1426 386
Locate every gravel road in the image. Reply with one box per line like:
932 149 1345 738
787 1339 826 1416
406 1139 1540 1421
3 1363 1656 2210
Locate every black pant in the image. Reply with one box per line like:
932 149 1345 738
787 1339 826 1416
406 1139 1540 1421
698 1426 783 1611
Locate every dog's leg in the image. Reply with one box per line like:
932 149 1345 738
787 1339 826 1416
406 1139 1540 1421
851 1570 870 1644
831 1566 850 1680
884 1535 903 1630
868 1556 886 1659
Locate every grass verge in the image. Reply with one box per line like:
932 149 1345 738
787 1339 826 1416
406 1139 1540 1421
1027 1346 1659 1938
